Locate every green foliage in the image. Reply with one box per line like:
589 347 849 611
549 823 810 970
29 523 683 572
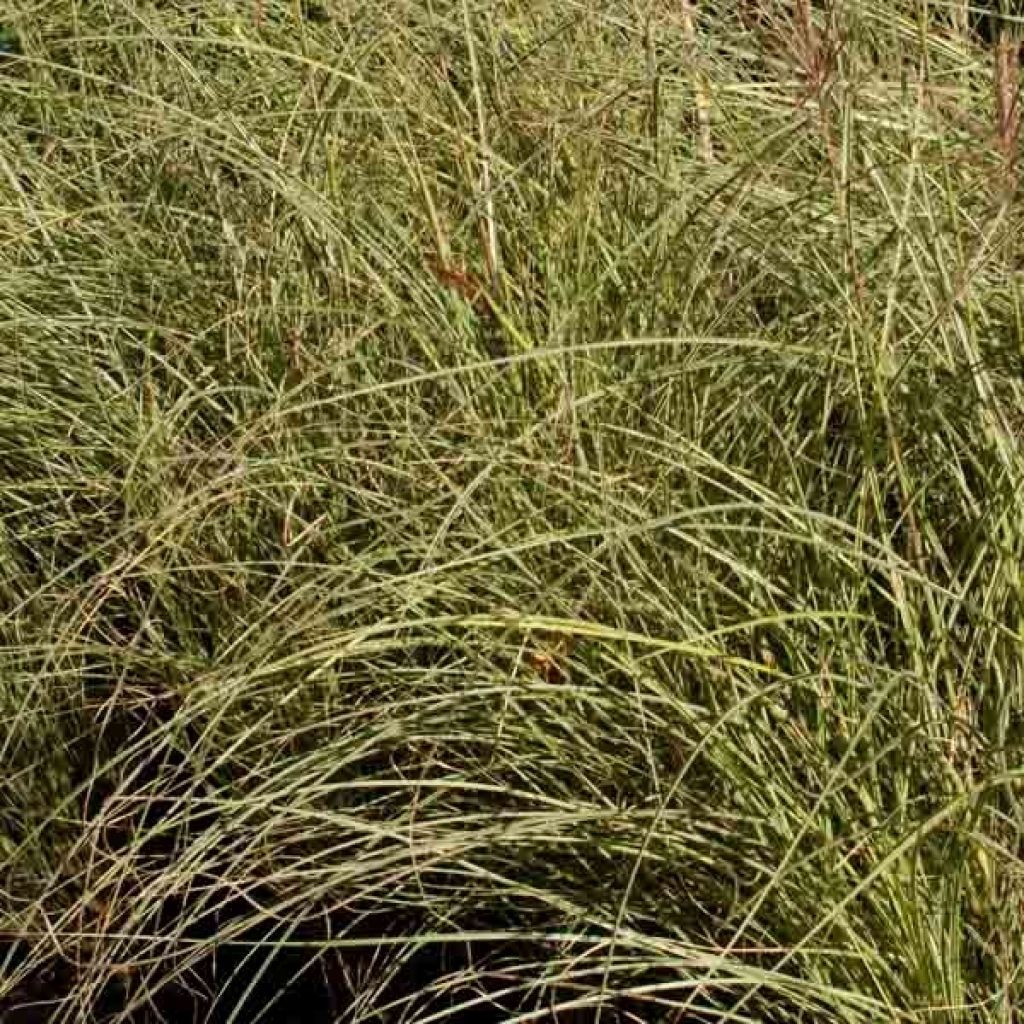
2 1 1024 1020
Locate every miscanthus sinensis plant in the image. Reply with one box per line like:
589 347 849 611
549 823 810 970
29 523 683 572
2 1 1024 1021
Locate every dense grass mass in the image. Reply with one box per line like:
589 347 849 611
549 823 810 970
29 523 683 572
3 0 1024 1020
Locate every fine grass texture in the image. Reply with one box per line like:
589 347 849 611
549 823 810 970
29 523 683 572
2 1 1024 1021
